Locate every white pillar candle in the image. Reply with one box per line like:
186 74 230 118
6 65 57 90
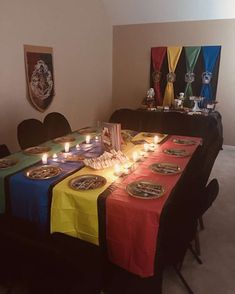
76 144 80 150
86 135 91 144
64 143 70 153
42 153 48 165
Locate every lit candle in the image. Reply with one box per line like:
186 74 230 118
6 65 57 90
76 144 80 150
123 163 129 170
132 151 138 162
64 143 70 153
86 135 91 144
52 153 58 161
95 136 99 142
42 153 48 165
149 143 156 151
114 164 122 176
139 151 145 157
144 143 149 152
123 163 130 175
153 135 159 145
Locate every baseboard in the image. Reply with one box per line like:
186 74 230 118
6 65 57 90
222 145 235 151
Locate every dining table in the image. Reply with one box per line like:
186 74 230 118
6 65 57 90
0 129 202 278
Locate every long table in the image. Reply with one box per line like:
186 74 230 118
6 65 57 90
0 131 201 277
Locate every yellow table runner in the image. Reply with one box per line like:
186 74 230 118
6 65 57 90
51 133 155 245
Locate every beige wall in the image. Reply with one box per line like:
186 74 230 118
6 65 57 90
0 0 112 152
113 19 235 146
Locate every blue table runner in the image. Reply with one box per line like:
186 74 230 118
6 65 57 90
7 140 103 232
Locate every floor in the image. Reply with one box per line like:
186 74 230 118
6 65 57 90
163 148 235 294
0 149 234 294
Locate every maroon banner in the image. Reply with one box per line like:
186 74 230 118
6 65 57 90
24 45 55 112
151 47 167 106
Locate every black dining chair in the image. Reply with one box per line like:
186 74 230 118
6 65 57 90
192 178 219 257
0 144 10 158
172 178 219 294
43 112 72 140
17 119 48 150
0 221 104 294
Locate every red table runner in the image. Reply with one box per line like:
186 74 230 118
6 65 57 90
106 135 201 277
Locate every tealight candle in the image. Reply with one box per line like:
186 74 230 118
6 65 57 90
42 153 48 165
64 142 70 153
52 153 58 161
95 136 99 142
144 143 149 152
114 164 122 176
123 163 129 170
123 163 130 174
139 151 145 157
86 135 91 144
132 151 138 162
153 135 159 145
149 143 156 151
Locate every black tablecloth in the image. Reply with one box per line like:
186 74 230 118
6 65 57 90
110 108 223 187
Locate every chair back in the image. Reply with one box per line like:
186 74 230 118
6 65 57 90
44 112 72 140
17 119 47 149
198 178 219 217
0 144 10 158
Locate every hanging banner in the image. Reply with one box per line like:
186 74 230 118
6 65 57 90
184 46 201 106
151 47 167 106
200 46 221 106
163 47 182 107
24 45 55 112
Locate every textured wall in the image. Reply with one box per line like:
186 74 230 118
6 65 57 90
0 0 112 152
113 19 235 146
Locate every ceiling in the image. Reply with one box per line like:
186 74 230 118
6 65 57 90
101 0 235 25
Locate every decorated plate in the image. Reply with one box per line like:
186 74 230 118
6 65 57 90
24 146 51 155
69 174 106 191
25 165 62 180
53 136 75 144
163 148 190 157
0 158 18 169
172 138 196 145
126 180 165 199
77 127 97 135
149 162 181 175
